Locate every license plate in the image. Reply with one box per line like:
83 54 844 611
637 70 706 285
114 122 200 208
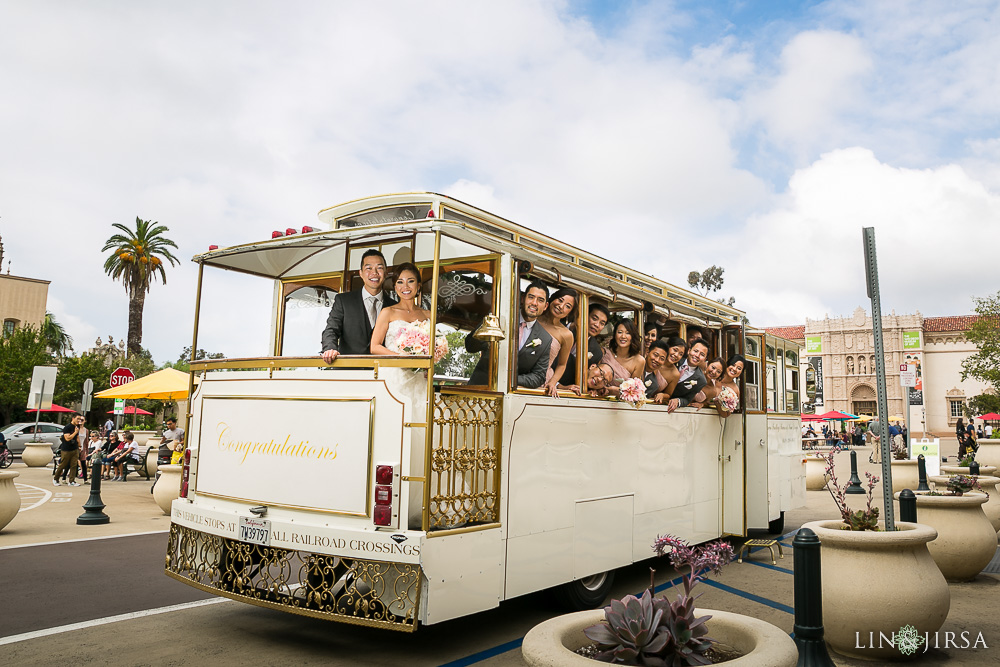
239 516 271 546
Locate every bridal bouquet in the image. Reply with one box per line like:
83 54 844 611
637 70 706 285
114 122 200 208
618 377 647 409
396 321 449 362
716 387 739 413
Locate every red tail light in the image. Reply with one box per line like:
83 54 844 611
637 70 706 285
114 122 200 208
180 448 191 498
373 464 396 526
208 245 218 250
301 226 317 233
285 227 297 236
427 208 435 218
373 505 392 526
272 230 283 238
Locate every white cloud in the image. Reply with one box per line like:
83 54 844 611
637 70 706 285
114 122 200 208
733 147 1000 325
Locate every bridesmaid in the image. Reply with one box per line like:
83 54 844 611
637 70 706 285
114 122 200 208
714 353 745 417
654 336 687 404
642 321 660 357
539 287 578 397
602 319 644 395
690 357 725 409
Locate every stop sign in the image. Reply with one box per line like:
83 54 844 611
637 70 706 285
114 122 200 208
110 367 136 387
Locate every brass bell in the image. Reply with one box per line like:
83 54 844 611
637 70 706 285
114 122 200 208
473 314 505 342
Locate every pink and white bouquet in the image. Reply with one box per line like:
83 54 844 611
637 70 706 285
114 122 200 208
396 321 449 363
716 387 740 413
618 377 647 409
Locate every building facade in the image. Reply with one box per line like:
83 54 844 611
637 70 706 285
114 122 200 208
766 308 989 437
0 236 50 334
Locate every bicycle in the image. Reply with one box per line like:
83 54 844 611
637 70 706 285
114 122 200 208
0 444 13 469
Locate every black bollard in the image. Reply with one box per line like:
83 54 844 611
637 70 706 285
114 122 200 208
970 461 981 476
899 489 917 523
77 458 110 525
793 528 836 667
917 454 930 492
846 449 865 494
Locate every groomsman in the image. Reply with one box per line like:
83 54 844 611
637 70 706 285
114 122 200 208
321 249 394 360
667 338 709 412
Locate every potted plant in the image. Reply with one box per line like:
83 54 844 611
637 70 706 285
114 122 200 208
888 439 921 493
801 452 950 660
941 454 997 477
975 436 1000 469
895 476 997 582
928 473 1000 533
521 537 797 666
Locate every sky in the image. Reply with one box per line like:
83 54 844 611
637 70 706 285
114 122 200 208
2 0 999 364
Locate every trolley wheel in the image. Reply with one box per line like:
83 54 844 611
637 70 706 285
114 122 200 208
553 570 615 611
767 512 785 535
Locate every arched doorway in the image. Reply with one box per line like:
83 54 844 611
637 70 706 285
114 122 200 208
851 383 876 416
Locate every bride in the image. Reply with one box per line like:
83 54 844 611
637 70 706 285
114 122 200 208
370 262 434 403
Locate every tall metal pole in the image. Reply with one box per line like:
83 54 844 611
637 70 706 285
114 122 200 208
862 227 895 531
904 385 911 456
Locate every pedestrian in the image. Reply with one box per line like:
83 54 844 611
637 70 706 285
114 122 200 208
159 417 185 465
103 416 115 439
987 423 994 439
53 414 84 487
77 421 89 483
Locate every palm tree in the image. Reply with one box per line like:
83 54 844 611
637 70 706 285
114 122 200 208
102 217 180 356
42 311 73 356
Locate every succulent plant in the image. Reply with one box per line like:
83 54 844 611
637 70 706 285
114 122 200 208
958 454 976 467
825 451 881 530
947 474 980 496
584 590 669 663
843 506 880 531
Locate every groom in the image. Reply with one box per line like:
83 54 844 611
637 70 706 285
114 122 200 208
321 249 394 361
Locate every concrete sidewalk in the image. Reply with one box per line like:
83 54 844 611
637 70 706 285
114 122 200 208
1 459 172 548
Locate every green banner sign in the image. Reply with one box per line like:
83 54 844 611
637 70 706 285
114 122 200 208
805 336 822 354
902 330 921 350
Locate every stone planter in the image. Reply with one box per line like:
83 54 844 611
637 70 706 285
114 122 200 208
889 459 920 494
803 453 829 491
929 475 1000 533
801 520 949 660
0 471 21 531
130 430 157 447
975 439 1000 470
152 464 183 515
941 464 997 477
21 442 54 467
893 491 996 582
521 607 797 667
145 438 162 477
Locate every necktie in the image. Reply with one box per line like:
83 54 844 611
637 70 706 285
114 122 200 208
519 321 528 348
367 296 378 327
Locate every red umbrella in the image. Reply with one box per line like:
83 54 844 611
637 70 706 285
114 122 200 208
801 414 827 422
816 410 855 420
106 406 153 415
978 412 1000 421
26 403 76 413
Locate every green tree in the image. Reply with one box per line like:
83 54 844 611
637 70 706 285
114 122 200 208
56 351 115 422
163 346 225 373
0 325 53 425
102 217 180 356
436 330 480 379
42 311 73 357
965 393 1000 419
960 291 1000 389
687 265 735 306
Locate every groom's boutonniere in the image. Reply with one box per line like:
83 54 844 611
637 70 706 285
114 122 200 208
527 338 542 348
644 379 653 387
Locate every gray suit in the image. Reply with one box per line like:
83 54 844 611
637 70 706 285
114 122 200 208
466 320 552 389
671 364 707 408
320 289 393 356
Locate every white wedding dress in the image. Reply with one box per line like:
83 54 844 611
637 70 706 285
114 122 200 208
381 319 430 409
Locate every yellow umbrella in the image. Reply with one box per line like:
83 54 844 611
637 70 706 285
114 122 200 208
95 367 190 400
888 415 905 422
854 414 874 422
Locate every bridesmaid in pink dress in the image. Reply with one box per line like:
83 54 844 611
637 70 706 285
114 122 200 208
602 319 645 396
539 288 577 397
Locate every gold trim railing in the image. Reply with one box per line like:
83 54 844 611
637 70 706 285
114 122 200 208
190 356 432 371
165 524 421 632
426 390 503 531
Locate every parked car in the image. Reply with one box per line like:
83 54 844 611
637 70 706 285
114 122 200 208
0 422 64 455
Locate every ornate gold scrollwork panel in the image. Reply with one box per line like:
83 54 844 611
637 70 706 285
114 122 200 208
165 524 422 632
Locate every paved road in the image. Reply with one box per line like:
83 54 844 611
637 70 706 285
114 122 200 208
2 533 215 639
